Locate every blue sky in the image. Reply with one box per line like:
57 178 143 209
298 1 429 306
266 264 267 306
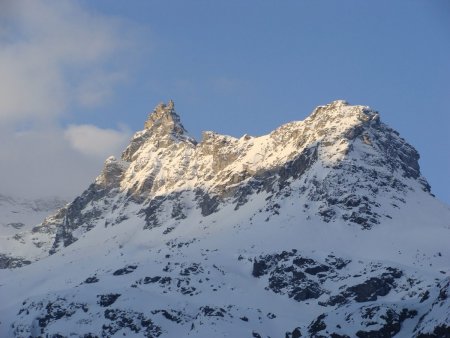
0 0 449 203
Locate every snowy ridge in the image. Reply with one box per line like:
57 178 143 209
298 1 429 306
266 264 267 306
40 99 432 253
119 99 411 197
0 100 449 337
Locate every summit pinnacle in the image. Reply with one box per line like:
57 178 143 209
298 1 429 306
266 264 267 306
144 99 186 136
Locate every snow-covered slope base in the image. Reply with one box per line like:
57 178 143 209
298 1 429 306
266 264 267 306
0 101 449 337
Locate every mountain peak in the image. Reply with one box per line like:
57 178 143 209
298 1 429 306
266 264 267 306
329 99 349 107
306 100 380 129
144 99 187 136
121 100 196 162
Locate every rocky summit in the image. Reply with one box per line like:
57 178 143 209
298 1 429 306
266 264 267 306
1 100 449 337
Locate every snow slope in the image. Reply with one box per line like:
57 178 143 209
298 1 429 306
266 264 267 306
0 100 449 337
0 195 65 268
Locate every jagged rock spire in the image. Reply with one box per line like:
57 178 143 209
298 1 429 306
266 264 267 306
122 100 196 162
144 99 186 136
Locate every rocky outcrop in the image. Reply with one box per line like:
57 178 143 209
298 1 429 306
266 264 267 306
0 253 31 269
95 156 129 188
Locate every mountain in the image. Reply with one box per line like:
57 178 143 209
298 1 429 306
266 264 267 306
0 100 449 337
0 195 66 268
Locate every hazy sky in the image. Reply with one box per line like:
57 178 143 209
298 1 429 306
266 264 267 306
0 0 449 204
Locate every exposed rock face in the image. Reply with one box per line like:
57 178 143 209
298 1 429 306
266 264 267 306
143 100 185 135
0 253 31 269
96 156 129 188
123 100 196 163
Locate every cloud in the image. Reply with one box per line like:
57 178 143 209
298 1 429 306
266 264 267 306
64 124 131 158
0 125 130 200
0 1 141 200
0 0 132 123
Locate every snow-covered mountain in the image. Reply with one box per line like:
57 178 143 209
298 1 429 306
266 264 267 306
0 100 449 337
0 195 66 268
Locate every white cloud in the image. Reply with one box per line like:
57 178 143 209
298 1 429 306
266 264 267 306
0 129 82 199
0 1 141 200
0 124 131 200
0 0 131 123
64 124 131 158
